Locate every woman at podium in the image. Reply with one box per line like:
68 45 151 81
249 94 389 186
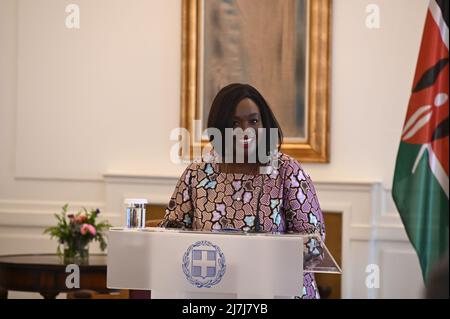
161 83 325 299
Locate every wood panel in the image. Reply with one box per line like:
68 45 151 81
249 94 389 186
315 212 342 299
146 204 167 221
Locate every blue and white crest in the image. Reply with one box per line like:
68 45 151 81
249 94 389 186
182 240 226 288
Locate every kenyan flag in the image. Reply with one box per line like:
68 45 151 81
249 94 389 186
393 0 449 282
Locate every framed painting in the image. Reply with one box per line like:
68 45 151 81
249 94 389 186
181 0 331 162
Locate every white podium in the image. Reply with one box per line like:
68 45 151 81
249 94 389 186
107 227 340 299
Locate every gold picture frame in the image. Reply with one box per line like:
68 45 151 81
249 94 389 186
181 0 331 163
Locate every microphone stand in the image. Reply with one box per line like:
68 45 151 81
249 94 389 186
248 175 267 234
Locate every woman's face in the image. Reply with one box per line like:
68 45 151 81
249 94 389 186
230 98 263 161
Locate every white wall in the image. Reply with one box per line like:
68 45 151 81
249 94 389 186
15 0 182 180
313 0 428 188
0 0 429 298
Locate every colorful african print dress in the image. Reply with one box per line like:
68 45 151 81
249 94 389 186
161 152 325 299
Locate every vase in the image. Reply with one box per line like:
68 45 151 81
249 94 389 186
63 240 89 265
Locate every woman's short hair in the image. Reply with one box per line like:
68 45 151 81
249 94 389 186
206 83 283 160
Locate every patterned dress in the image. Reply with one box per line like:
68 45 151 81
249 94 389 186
160 152 325 299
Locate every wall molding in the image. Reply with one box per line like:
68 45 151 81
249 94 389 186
0 199 120 227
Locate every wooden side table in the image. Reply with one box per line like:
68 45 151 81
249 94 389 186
0 254 111 299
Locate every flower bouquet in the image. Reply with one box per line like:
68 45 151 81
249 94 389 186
44 204 112 264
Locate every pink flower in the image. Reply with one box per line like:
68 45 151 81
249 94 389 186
81 223 96 236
